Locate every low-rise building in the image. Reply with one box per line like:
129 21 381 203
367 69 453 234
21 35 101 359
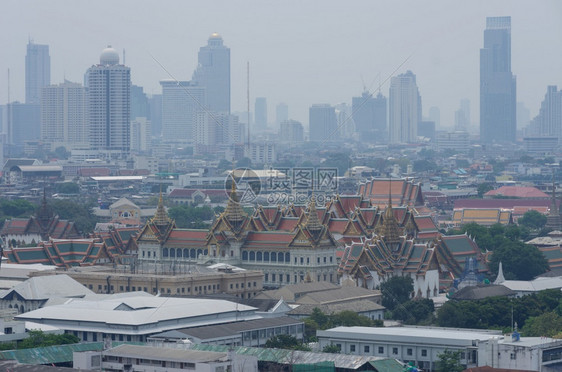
148 316 304 347
74 344 258 372
16 293 260 343
30 264 263 298
317 326 502 371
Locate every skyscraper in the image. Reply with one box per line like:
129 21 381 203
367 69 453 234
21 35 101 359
25 41 50 105
160 80 205 143
255 97 267 130
192 33 230 114
529 86 562 142
276 102 288 126
352 91 387 142
41 81 88 149
455 99 471 132
480 16 516 143
309 104 337 142
389 71 421 144
86 46 131 159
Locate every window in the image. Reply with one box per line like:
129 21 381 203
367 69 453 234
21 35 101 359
364 345 370 353
421 349 427 357
378 347 384 354
392 347 398 355
317 257 320 263
350 344 356 352
307 257 310 264
300 257 304 265
407 348 413 356
336 344 342 351
510 353 516 360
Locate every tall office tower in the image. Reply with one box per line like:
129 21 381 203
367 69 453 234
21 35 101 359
130 117 151 152
517 102 531 129
455 99 471 131
131 84 150 121
160 80 205 143
480 16 516 143
148 94 162 137
86 46 131 159
194 112 240 153
7 102 40 152
276 102 288 126
428 106 440 129
25 41 50 105
255 97 267 130
352 91 387 142
279 119 304 142
335 103 355 139
192 33 230 113
529 86 562 142
389 71 421 144
41 81 88 149
309 104 337 142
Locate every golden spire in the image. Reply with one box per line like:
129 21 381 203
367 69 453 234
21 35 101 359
153 189 171 226
224 175 247 224
381 178 401 244
304 194 322 231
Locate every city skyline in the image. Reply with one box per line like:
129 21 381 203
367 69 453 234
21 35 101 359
0 1 561 131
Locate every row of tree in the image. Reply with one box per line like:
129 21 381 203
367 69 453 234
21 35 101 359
437 288 562 332
446 222 549 280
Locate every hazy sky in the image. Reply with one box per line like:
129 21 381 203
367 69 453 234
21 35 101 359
1 0 561 129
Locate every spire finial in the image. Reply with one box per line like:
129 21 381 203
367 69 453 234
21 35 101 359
304 193 322 231
153 186 170 226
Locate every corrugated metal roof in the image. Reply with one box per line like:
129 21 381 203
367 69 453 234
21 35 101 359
189 344 399 370
0 341 142 365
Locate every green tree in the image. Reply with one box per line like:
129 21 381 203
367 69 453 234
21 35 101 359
168 205 215 228
265 334 311 351
435 350 463 372
413 160 438 173
381 276 414 311
518 210 547 230
18 330 79 349
477 183 494 198
56 182 80 194
322 344 341 353
521 312 562 337
490 240 548 280
392 298 435 324
0 199 35 218
50 199 97 234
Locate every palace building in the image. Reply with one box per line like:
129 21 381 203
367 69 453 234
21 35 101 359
135 179 483 291
1 192 80 247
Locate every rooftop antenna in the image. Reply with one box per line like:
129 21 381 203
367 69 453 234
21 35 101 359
7 68 11 144
246 61 250 147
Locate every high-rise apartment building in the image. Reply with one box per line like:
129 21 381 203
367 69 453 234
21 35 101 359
352 91 387 141
255 97 267 130
25 41 50 105
192 33 230 114
131 84 150 121
529 86 562 143
480 16 516 143
86 46 130 159
389 71 421 144
41 81 88 149
276 103 288 126
160 80 205 143
148 94 162 137
279 119 304 142
309 104 337 142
